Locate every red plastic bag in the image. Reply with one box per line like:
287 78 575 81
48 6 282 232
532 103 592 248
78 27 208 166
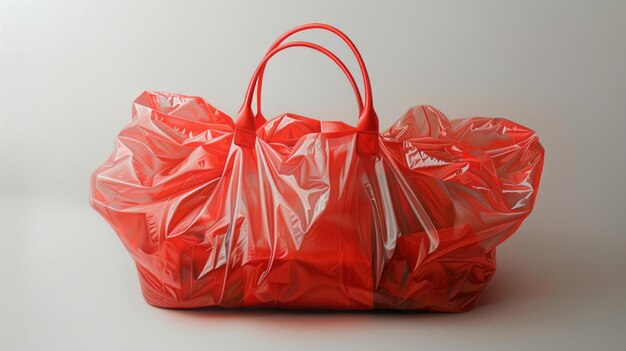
91 23 544 311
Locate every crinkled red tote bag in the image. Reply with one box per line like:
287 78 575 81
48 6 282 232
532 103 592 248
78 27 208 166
91 23 544 311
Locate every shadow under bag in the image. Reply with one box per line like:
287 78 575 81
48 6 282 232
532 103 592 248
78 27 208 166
91 23 544 311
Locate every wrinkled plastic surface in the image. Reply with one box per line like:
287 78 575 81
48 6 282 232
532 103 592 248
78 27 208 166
91 91 544 311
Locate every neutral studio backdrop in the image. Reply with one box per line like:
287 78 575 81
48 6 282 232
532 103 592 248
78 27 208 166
1 0 625 350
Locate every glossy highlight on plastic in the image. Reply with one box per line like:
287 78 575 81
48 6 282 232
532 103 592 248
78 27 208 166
90 23 544 312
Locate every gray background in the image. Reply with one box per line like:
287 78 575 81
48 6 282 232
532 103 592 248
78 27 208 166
1 0 625 350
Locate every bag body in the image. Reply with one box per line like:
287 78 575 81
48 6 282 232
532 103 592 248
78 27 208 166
91 24 544 311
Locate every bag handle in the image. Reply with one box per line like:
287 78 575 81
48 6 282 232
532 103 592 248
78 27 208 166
235 29 379 155
254 23 367 122
251 42 363 128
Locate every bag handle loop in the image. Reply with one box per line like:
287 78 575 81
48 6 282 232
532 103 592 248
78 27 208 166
235 32 379 155
253 23 368 123
251 42 363 128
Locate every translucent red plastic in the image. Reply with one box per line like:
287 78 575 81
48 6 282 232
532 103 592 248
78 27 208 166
90 23 544 311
